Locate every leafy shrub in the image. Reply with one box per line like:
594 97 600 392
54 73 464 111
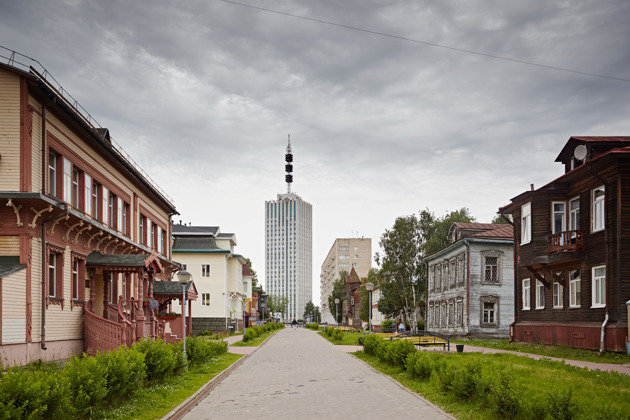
450 361 482 401
133 338 181 381
385 340 416 367
416 320 425 331
362 334 382 356
305 323 319 330
64 355 108 416
185 336 227 365
324 326 335 337
405 351 443 380
98 347 146 401
381 320 393 329
0 364 72 419
547 388 579 420
333 329 344 341
491 372 521 418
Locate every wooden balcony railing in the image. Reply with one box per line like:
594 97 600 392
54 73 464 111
548 230 585 255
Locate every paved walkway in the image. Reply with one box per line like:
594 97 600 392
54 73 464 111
183 328 454 420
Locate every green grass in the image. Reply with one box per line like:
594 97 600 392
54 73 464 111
231 330 277 347
354 350 630 419
318 330 364 345
97 353 242 419
453 338 630 364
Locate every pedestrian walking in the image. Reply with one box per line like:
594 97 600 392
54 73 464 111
292 319 297 328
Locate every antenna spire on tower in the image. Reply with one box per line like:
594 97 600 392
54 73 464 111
285 134 293 193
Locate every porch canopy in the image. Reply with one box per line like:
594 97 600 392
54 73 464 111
86 250 166 273
153 280 198 303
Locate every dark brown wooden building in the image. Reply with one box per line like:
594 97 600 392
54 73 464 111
501 136 630 352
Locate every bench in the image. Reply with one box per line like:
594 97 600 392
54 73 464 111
389 331 450 351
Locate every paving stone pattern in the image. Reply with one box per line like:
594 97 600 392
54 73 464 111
184 328 454 420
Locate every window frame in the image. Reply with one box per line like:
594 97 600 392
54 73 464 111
592 186 605 233
535 280 545 309
48 151 57 196
521 202 532 244
482 252 502 285
591 265 606 308
569 196 580 231
553 274 564 309
569 269 581 308
201 264 211 277
480 296 499 327
522 278 531 310
47 248 63 300
552 201 566 234
201 293 211 306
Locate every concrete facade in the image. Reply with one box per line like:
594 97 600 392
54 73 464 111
320 238 371 323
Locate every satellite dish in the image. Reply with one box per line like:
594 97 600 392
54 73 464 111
574 144 587 161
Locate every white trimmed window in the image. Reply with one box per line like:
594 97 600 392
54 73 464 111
521 202 531 244
201 293 210 306
84 174 92 215
201 264 211 277
553 276 564 309
117 197 123 231
569 197 580 231
522 278 531 310
102 186 109 225
569 269 581 308
483 302 496 325
592 266 606 308
63 158 72 203
72 259 79 300
536 280 545 309
48 252 57 297
552 201 566 234
92 181 99 219
592 186 605 232
483 254 501 284
72 168 80 208
48 151 57 196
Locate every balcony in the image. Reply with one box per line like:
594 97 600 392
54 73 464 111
548 230 585 255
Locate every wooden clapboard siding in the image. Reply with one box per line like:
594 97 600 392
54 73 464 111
0 70 21 191
0 236 20 255
2 268 27 344
28 96 43 193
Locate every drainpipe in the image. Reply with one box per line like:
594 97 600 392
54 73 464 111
41 205 69 350
500 212 517 341
588 165 610 354
463 238 471 335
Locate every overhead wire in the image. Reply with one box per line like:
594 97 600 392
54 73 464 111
217 0 630 84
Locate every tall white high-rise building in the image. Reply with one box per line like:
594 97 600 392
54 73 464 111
265 138 312 321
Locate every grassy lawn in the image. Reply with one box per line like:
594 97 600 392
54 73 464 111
354 350 630 419
97 353 242 419
453 338 630 364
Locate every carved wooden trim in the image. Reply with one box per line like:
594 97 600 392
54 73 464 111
74 224 92 244
525 266 550 287
63 220 84 242
540 264 564 284
87 231 104 249
96 234 112 252
110 241 123 253
29 205 53 228
103 238 119 253
48 213 69 234
6 199 23 226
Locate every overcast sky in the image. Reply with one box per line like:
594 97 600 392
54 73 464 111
2 0 629 305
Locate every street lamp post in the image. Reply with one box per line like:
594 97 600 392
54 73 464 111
242 294 248 336
177 270 192 366
334 298 340 327
366 282 374 333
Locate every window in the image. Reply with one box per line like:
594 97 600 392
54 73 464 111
354 254 359 259
481 296 499 327
521 203 531 244
553 275 564 309
458 255 465 285
201 264 211 277
48 250 63 299
437 265 442 291
92 181 99 219
122 203 128 235
448 300 454 326
140 216 146 244
569 269 581 308
354 246 358 251
569 197 580 231
72 168 80 208
63 158 72 203
108 273 117 305
339 246 349 251
535 280 545 309
592 266 606 308
339 255 349 260
108 192 114 228
352 262 358 267
117 197 123 231
123 274 131 302
457 298 463 326
483 302 496 324
201 293 211 306
483 255 500 284
339 263 349 268
161 229 166 254
149 220 155 248
552 202 566 234
85 174 92 215
102 186 109 225
72 259 79 300
48 151 57 196
450 260 456 287
592 186 605 232
522 279 531 310
157 226 163 253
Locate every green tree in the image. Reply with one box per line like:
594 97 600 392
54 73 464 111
267 294 288 320
420 207 475 256
244 258 258 287
491 213 512 224
327 271 347 324
359 268 381 322
303 300 315 320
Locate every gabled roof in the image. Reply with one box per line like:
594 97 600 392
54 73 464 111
470 224 513 239
172 236 229 253
172 225 220 236
86 251 164 272
242 264 252 277
555 136 630 163
452 222 498 230
153 280 196 295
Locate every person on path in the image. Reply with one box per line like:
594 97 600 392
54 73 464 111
398 322 405 334
292 319 297 328
392 321 396 334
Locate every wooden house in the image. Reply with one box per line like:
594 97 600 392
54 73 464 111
425 223 514 338
501 136 630 352
0 51 185 366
